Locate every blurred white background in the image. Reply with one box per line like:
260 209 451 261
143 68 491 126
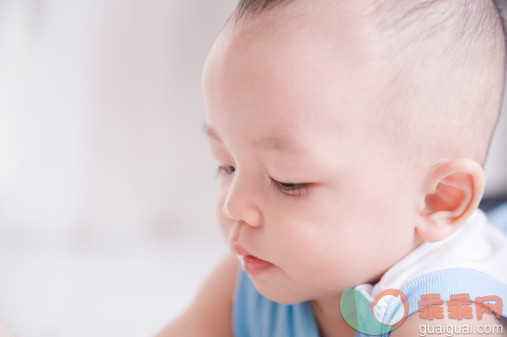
0 1 506 336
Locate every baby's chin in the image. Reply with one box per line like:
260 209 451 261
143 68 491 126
253 282 310 305
248 268 339 305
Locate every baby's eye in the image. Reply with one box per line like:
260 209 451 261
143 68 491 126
270 178 310 197
217 165 235 176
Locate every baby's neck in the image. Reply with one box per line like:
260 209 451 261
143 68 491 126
310 296 357 337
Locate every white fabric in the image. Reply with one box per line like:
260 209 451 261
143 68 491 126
355 208 507 302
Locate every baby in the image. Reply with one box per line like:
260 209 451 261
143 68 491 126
157 0 507 336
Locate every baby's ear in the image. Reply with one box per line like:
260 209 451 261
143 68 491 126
415 158 485 242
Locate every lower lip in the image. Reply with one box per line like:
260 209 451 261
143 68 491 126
240 255 273 274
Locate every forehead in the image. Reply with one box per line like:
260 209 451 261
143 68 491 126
202 2 385 154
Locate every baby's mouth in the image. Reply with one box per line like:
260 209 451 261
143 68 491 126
232 244 274 274
238 254 273 274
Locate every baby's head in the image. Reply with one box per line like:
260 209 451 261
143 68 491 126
202 0 506 304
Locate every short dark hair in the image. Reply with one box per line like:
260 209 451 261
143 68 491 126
234 0 505 24
227 0 507 168
232 0 506 76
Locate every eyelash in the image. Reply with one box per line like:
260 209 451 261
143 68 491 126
269 179 310 198
216 165 310 198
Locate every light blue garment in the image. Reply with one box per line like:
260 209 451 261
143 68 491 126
232 268 507 337
487 202 507 233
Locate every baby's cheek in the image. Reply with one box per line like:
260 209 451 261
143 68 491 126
285 232 344 278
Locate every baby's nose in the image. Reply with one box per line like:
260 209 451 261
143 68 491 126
222 196 262 227
222 176 263 227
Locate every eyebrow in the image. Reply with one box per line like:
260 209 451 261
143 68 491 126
202 123 303 154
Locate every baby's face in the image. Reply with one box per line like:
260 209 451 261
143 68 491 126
203 4 422 304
